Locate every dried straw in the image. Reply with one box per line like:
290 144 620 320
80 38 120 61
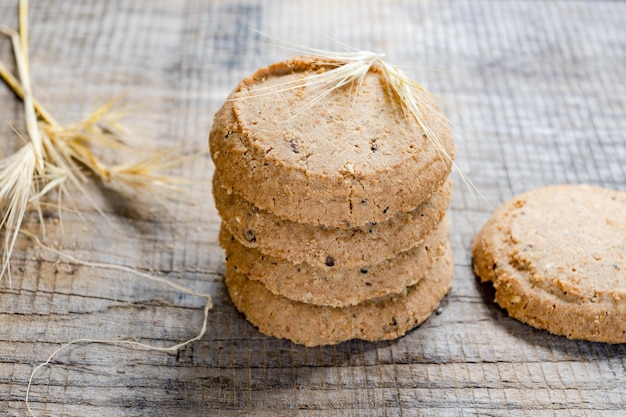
1 3 212 416
0 3 198 283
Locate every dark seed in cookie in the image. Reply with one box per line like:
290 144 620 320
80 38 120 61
244 230 257 243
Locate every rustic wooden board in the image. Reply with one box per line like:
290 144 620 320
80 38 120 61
1 1 625 416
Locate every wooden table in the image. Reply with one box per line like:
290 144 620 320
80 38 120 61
1 1 625 416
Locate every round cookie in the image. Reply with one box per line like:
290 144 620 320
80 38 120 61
225 242 453 347
209 55 455 229
472 185 626 344
214 173 451 268
219 218 449 307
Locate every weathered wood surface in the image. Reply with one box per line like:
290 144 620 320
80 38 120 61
1 1 625 416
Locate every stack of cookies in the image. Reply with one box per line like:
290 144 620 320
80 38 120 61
209 56 456 346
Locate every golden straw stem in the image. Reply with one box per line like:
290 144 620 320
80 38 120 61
0 57 57 125
9 26 44 174
19 0 29 76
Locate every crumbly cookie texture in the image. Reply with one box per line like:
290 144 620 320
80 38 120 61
472 185 626 344
213 173 451 268
219 218 449 307
225 243 453 347
209 56 455 229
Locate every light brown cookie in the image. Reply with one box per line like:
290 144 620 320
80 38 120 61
214 173 451 268
472 185 626 344
219 218 449 307
209 55 455 229
225 243 453 347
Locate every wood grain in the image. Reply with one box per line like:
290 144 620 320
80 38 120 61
1 1 625 416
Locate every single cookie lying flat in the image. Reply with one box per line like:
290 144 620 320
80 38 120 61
472 185 626 344
214 173 451 268
220 218 449 307
209 56 455 229
226 243 453 347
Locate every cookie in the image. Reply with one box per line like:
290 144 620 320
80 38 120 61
209 55 455 229
214 173 451 268
472 185 626 344
220 218 449 307
225 243 453 347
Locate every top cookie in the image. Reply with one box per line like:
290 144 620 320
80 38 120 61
472 185 626 344
209 56 455 228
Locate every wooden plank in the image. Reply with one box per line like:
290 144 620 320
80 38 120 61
1 0 625 416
